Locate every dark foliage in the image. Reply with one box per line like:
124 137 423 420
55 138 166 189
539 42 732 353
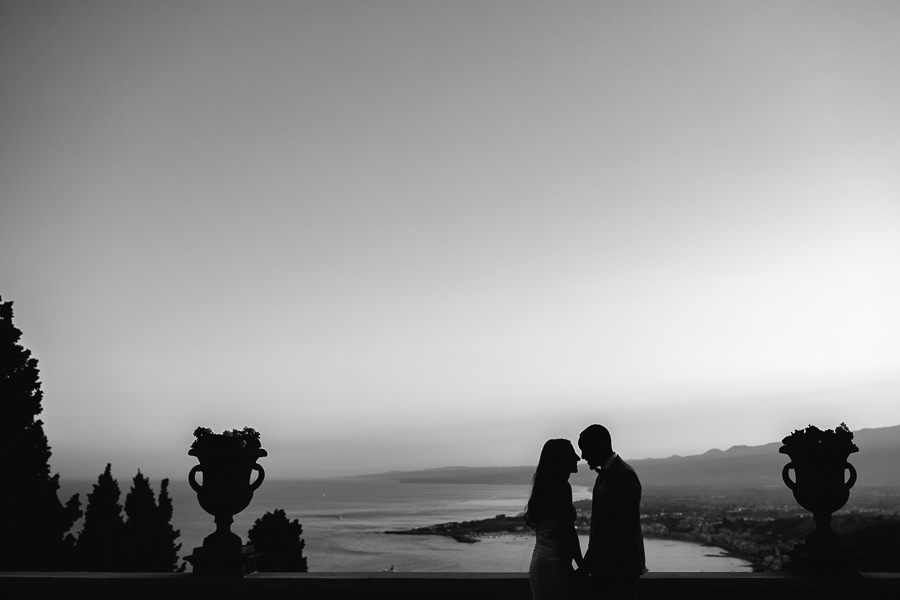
0 296 81 570
782 422 855 447
156 478 184 571
76 464 125 571
76 465 185 572
191 426 261 450
247 509 308 572
835 515 900 572
123 472 184 572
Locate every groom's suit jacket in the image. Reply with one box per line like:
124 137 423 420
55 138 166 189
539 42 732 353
584 454 646 578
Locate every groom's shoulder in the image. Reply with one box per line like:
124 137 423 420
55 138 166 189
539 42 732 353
616 455 640 476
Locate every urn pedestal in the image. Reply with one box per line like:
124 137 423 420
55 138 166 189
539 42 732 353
780 441 860 576
184 445 267 577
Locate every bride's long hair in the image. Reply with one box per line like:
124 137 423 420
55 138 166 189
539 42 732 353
524 438 577 528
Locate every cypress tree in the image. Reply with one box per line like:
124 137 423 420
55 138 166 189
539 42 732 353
157 478 185 572
123 471 156 571
76 463 125 571
0 295 81 569
123 472 184 571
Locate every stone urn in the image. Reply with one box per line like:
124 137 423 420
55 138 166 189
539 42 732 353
186 427 266 576
779 423 859 574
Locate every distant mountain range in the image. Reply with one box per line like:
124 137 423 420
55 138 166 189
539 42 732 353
360 424 900 492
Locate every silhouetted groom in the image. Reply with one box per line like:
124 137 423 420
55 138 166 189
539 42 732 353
578 424 646 600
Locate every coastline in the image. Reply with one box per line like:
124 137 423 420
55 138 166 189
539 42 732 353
384 510 759 569
382 528 752 573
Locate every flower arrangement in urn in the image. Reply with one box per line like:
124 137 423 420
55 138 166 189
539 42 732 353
781 422 856 449
191 426 263 451
779 422 859 573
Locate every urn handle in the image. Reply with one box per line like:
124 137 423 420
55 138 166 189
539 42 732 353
845 462 858 490
781 462 795 490
188 465 203 493
249 463 265 492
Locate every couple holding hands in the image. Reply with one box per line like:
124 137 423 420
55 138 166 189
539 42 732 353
525 424 647 600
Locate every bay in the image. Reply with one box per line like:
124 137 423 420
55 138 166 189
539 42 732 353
61 477 752 573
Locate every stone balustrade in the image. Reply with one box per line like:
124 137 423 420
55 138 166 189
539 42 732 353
3 571 900 600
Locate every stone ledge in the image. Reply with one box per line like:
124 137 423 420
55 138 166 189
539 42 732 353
2 571 899 600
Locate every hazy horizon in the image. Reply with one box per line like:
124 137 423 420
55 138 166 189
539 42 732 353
53 419 900 485
3 1 899 481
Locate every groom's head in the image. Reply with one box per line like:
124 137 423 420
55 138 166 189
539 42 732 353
578 424 613 469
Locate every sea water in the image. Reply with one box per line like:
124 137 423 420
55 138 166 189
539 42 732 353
61 477 752 573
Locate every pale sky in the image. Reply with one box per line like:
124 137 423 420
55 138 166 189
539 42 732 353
2 1 899 480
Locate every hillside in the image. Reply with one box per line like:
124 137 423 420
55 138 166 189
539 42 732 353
358 425 900 496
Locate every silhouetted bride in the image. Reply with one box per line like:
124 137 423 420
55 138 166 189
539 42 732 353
525 438 584 600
